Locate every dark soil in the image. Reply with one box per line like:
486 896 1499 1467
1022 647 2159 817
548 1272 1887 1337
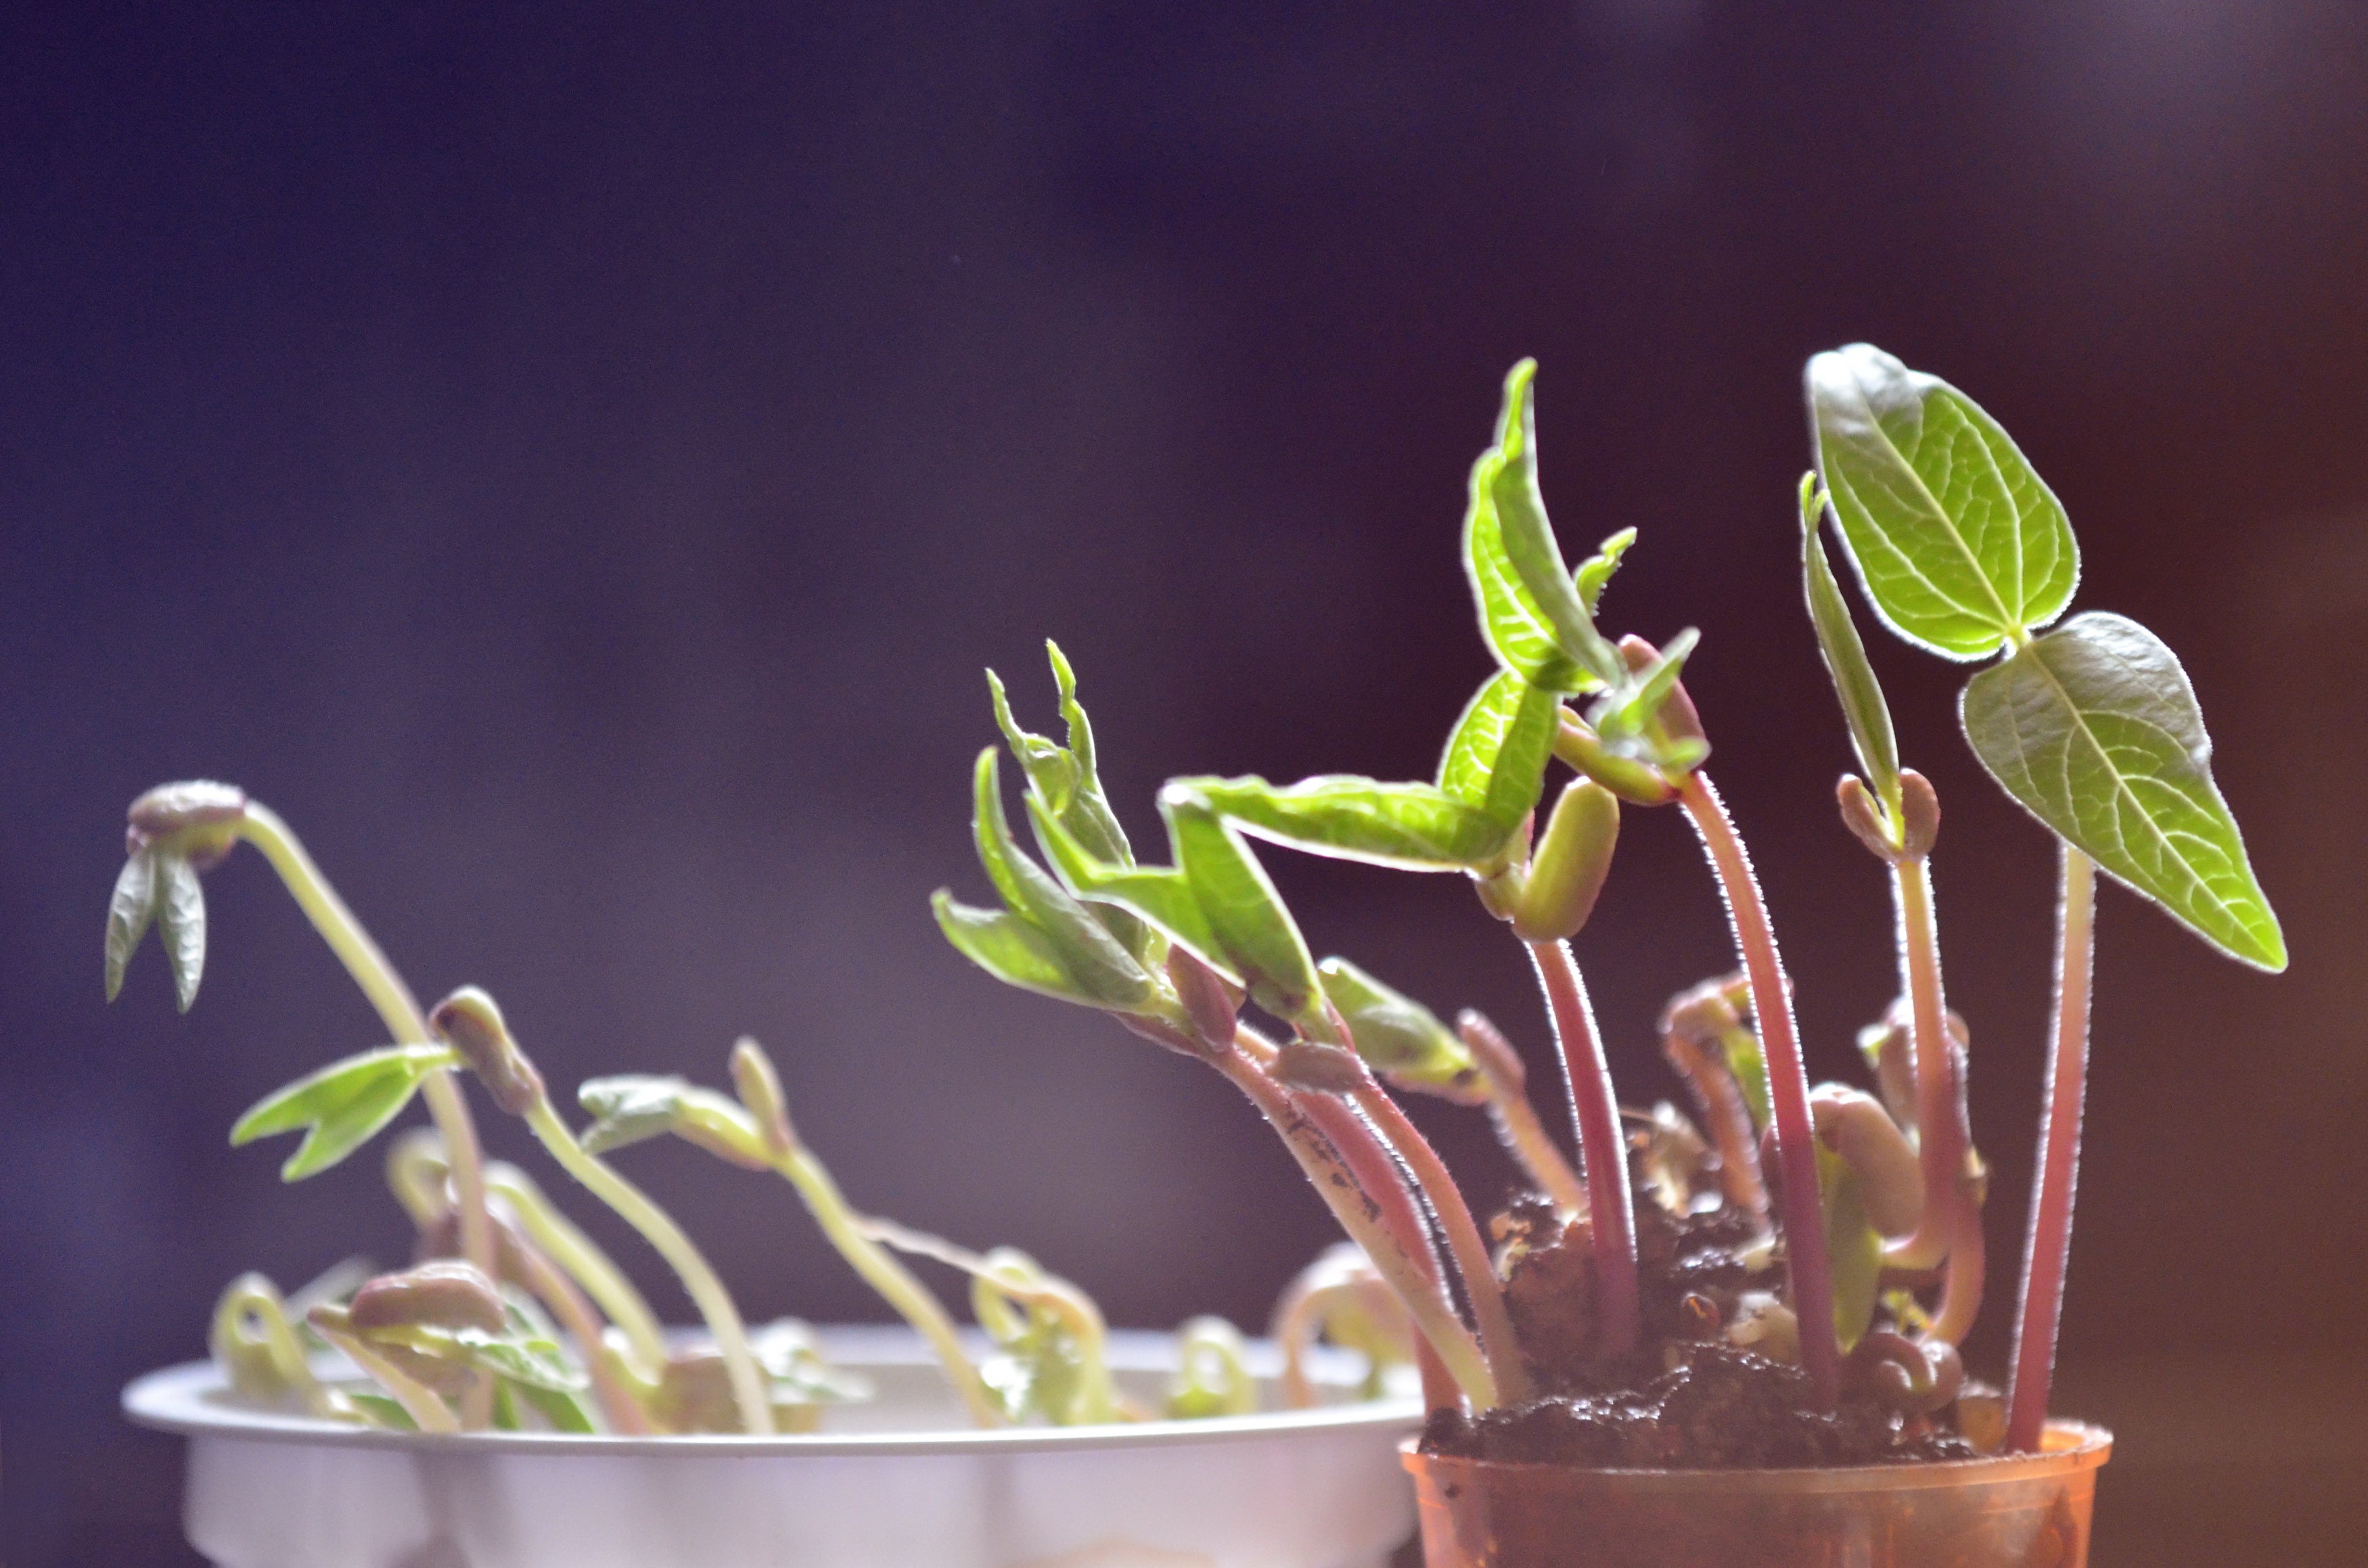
1427 1191 1978 1469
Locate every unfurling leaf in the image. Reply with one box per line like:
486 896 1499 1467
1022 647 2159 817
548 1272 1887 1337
1026 802 1233 977
231 1043 461 1180
969 750 1156 1009
104 847 160 1002
1187 775 1511 873
1808 344 2078 660
1435 669 1561 841
934 892 1097 1001
1589 627 1700 748
1959 612 2285 971
1486 361 1626 688
1800 472 1901 812
1164 788 1322 1022
155 852 208 1012
577 1074 771 1169
1465 394 1589 691
990 645 1156 962
1575 528 1635 616
1317 957 1477 1097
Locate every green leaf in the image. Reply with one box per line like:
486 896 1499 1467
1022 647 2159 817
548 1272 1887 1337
1574 528 1635 616
970 749 1156 1009
1486 361 1626 687
574 1074 685 1153
155 852 207 1012
932 891 1102 1002
990 645 1139 872
1163 787 1322 1021
1588 626 1700 746
1317 957 1474 1090
1187 776 1509 873
1027 796 1214 967
1960 612 2285 970
1724 1025 1771 1133
1800 474 1901 807
1817 1143 1884 1354
346 1391 418 1431
1436 670 1560 835
231 1044 459 1180
1808 344 2078 660
1465 441 1589 693
104 848 160 1002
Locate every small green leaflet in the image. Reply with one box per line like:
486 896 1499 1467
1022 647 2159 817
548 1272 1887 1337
1188 776 1506 872
1808 344 2078 660
231 1043 462 1180
1960 612 2285 971
1317 956 1474 1090
1800 474 1901 809
1817 1143 1883 1354
104 847 159 1002
1026 800 1233 978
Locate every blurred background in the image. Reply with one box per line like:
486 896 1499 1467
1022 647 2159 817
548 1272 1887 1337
5 3 2365 1563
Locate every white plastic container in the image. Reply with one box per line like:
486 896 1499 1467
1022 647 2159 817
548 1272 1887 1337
124 1325 1422 1568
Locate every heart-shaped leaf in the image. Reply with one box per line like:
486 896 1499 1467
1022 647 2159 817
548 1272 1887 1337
1436 669 1560 835
232 1043 460 1180
1800 474 1901 810
1960 612 2285 970
1808 344 2078 660
155 852 208 1012
104 847 160 1002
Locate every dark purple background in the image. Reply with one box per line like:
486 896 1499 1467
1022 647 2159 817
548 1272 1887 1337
5 4 2365 1563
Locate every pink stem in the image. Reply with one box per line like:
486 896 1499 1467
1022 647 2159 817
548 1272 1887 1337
2006 846 2095 1452
1524 938 1640 1358
1676 772 1840 1408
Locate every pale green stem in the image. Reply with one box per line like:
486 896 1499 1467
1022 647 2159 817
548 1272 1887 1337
769 1147 1003 1427
310 1315 459 1433
486 1163 668 1377
519 1099 774 1434
234 805 494 1281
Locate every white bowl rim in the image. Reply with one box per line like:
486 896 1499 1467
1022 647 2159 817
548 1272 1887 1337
124 1324 1424 1458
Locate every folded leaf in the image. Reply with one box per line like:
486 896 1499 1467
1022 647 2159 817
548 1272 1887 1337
1465 442 1589 693
104 847 160 1002
1436 669 1560 837
1162 787 1323 1022
1317 956 1474 1091
933 892 1104 1004
1589 627 1700 747
1808 344 2078 660
1486 361 1626 688
971 750 1156 1009
576 1074 769 1168
156 852 207 1013
1960 612 2285 970
1188 776 1508 873
231 1044 460 1181
1800 474 1902 810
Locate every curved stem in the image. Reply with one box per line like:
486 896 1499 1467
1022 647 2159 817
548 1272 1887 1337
1676 772 1840 1408
1457 1013 1589 1217
520 1099 773 1434
1661 1025 1767 1216
501 1220 654 1433
1214 1048 1495 1409
1349 1082 1533 1403
1524 938 1640 1358
235 806 494 1281
769 1147 1003 1427
484 1164 669 1378
309 1314 459 1434
2007 845 2094 1452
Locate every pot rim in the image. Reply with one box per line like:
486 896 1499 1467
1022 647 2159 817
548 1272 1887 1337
124 1324 1423 1458
1398 1419 2110 1494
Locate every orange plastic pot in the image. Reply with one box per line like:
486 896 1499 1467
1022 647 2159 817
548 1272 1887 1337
1402 1421 2110 1568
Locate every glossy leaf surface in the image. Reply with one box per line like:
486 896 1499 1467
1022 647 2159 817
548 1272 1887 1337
1960 612 2284 969
1809 344 2077 660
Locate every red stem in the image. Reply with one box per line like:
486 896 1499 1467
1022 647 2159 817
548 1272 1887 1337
2006 845 2095 1452
1350 1080 1533 1402
1524 938 1640 1358
1676 771 1840 1408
